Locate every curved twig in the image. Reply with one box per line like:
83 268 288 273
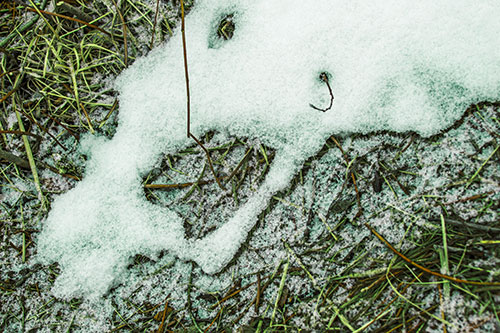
310 72 334 112
365 222 500 286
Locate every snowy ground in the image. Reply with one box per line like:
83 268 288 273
1 0 499 331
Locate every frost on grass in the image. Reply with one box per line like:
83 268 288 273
37 0 500 299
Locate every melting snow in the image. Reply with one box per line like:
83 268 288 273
37 0 500 299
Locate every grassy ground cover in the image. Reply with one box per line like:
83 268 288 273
1 0 499 331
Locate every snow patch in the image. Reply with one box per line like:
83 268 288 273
37 0 500 299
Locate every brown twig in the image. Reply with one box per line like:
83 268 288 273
0 130 42 140
150 0 160 48
79 102 94 133
180 0 190 138
156 297 170 333
144 145 252 189
0 85 19 103
189 133 226 190
204 305 223 332
443 191 495 206
0 69 18 79
0 148 80 180
40 109 79 140
365 222 500 286
180 0 225 191
99 98 118 128
24 6 111 36
110 0 128 66
13 95 68 151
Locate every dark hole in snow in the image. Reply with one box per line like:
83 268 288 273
217 14 235 40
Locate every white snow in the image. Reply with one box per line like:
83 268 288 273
37 0 500 299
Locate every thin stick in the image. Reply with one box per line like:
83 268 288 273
0 69 19 80
0 148 80 180
80 102 95 134
180 0 190 138
16 105 68 151
144 147 251 189
157 298 170 333
110 0 128 66
98 99 118 129
150 0 160 49
204 305 223 332
180 0 225 190
211 289 242 309
365 222 500 286
24 6 111 36
0 85 19 103
40 109 79 140
189 133 226 190
0 130 42 140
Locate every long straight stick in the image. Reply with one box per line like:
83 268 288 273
179 0 225 190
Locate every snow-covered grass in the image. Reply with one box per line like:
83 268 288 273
1 0 499 331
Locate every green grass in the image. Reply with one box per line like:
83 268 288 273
1 0 500 332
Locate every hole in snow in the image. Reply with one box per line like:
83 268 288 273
209 12 237 49
143 133 275 240
217 14 235 40
317 71 332 83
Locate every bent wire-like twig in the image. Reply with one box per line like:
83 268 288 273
310 72 334 112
